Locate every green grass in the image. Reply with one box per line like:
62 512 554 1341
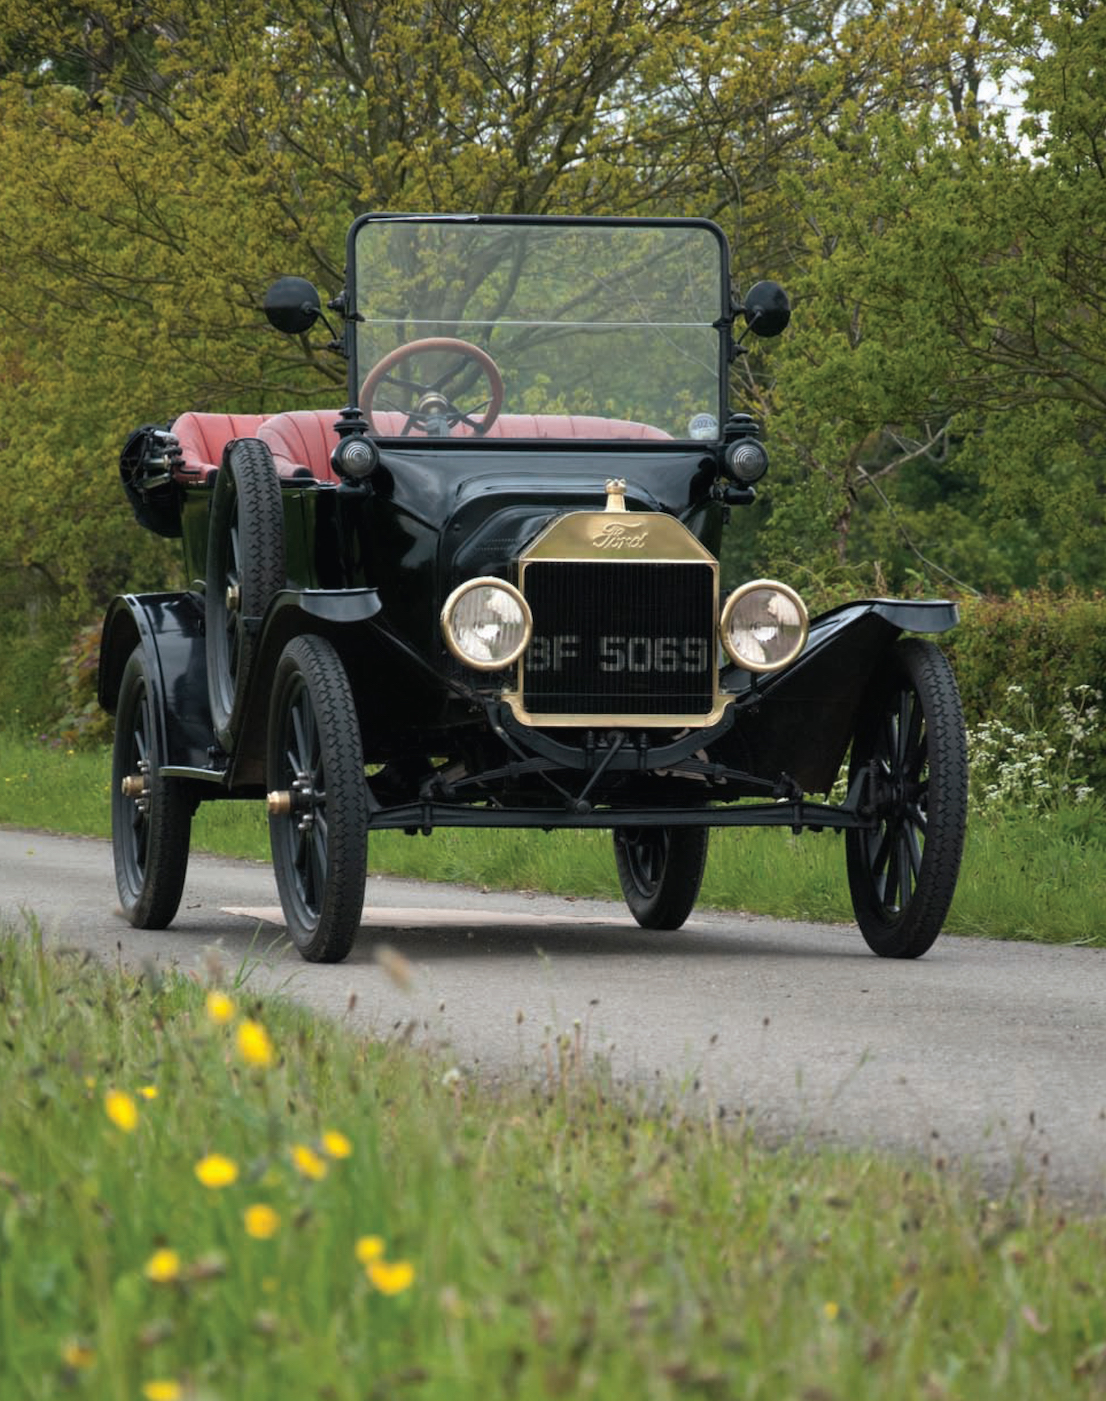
1 734 1104 944
3 925 1106 1401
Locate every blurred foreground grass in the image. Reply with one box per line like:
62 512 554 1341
0 735 1103 944
3 925 1106 1401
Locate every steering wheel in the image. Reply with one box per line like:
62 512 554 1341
359 337 505 437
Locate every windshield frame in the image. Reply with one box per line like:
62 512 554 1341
344 213 733 448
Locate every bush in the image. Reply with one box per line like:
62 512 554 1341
944 590 1106 789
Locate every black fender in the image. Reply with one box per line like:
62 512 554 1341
98 592 214 770
716 598 959 794
226 587 383 789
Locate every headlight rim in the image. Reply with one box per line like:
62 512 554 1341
719 578 809 673
440 576 533 672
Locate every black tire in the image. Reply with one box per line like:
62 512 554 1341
267 635 368 962
206 438 286 751
845 638 967 958
613 825 709 930
111 648 192 929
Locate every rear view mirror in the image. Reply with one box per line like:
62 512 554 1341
264 277 322 335
742 281 790 338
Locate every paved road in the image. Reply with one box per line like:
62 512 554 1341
3 826 1105 1206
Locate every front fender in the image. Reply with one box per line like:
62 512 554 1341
715 597 959 794
98 592 214 770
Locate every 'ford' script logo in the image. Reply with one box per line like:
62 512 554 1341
591 522 649 550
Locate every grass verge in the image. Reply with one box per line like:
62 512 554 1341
3 924 1106 1401
1 735 1103 945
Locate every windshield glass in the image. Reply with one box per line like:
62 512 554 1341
351 217 727 444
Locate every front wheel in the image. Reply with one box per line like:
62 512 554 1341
845 638 967 958
111 647 192 928
613 826 709 930
267 635 368 962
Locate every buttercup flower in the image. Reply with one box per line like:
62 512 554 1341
823 1301 840 1321
244 1204 280 1240
194 1153 239 1188
367 1259 416 1296
144 1248 182 1283
138 1085 159 1100
61 1339 95 1370
142 1380 182 1401
355 1235 384 1264
321 1129 352 1159
104 1089 138 1133
237 1019 275 1068
205 990 235 1025
290 1143 327 1180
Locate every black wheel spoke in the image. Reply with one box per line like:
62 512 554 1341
267 636 368 962
845 639 967 958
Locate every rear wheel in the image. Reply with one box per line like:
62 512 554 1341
846 639 967 958
206 438 285 751
112 648 192 928
267 635 368 962
613 826 709 930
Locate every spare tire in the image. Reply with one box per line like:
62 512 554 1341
205 438 286 751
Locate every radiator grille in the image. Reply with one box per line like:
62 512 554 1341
520 560 715 717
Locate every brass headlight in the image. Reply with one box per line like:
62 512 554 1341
441 578 532 670
720 580 808 672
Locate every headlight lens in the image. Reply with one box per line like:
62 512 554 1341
720 580 808 672
441 578 532 670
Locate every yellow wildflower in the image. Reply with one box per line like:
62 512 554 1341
138 1085 158 1100
144 1248 181 1283
367 1259 416 1296
321 1129 352 1159
237 1019 275 1068
290 1143 327 1180
142 1380 182 1401
823 1301 840 1321
205 990 235 1025
355 1235 385 1264
244 1204 280 1240
61 1339 95 1369
104 1089 138 1133
194 1153 239 1188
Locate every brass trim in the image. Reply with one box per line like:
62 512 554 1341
522 508 716 563
502 691 733 729
267 790 293 816
514 506 722 727
440 576 533 672
719 579 809 673
604 478 628 511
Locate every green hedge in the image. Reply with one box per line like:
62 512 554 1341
942 590 1106 786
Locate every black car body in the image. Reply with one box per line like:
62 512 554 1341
100 214 967 962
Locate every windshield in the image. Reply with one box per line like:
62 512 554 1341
350 216 728 444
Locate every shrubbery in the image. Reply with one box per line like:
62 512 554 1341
945 591 1106 790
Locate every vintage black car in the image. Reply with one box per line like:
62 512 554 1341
99 213 967 963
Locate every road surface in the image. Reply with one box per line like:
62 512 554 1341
2 826 1104 1206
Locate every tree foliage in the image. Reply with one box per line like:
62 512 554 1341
0 0 1101 619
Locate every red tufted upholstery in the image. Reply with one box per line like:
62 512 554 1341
254 409 672 482
168 409 671 487
257 410 345 483
170 412 270 481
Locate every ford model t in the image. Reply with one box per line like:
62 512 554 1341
99 214 967 962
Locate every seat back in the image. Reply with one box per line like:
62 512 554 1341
255 408 671 481
171 412 270 482
257 410 344 483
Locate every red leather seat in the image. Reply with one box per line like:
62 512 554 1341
255 409 672 483
170 412 270 481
